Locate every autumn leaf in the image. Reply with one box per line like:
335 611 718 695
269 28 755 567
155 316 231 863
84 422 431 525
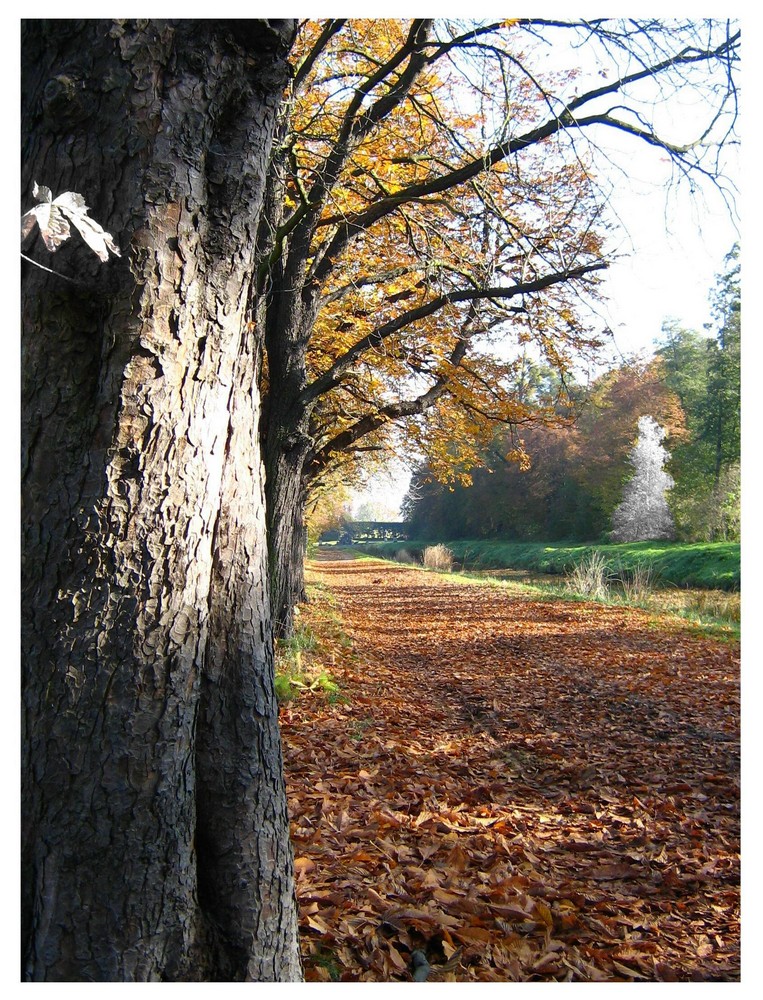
589 863 643 881
21 181 121 261
277 18 611 500
282 556 740 982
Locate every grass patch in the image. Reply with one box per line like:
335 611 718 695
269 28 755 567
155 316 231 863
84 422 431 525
559 555 739 639
340 545 739 639
356 538 740 591
274 582 352 704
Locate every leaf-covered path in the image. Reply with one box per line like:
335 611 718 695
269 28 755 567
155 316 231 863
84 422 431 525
280 556 740 982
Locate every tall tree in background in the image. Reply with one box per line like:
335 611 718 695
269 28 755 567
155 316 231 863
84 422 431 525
257 18 739 633
704 245 741 484
657 245 740 540
610 416 676 542
21 20 302 981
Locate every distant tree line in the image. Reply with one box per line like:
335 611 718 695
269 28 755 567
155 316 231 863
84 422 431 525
403 246 740 544
321 521 409 543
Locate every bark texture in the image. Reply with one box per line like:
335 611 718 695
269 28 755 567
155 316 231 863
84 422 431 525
264 442 311 636
259 191 318 637
21 19 301 981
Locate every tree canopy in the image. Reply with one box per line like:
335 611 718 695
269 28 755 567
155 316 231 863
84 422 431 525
266 18 738 472
256 18 739 629
402 357 685 542
286 19 612 485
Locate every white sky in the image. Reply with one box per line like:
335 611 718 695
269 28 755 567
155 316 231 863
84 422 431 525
596 179 737 363
591 127 739 364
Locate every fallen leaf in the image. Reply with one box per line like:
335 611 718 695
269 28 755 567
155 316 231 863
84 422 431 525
282 557 740 983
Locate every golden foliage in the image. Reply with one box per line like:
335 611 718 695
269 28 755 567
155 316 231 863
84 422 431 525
273 20 611 487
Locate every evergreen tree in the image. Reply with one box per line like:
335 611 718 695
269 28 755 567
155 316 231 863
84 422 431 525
610 416 675 542
704 244 741 484
656 245 740 540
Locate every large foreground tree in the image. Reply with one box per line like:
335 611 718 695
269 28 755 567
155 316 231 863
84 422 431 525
21 20 302 980
256 18 739 633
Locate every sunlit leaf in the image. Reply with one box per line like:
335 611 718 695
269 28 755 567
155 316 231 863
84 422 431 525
21 181 121 261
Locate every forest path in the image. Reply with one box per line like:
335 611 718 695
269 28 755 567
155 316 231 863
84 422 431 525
280 556 739 982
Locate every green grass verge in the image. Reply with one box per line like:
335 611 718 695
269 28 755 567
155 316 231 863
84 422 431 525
350 539 740 591
328 544 739 641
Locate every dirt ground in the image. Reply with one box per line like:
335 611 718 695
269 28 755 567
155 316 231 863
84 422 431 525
280 556 740 982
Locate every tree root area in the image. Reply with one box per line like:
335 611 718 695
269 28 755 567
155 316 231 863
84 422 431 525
280 557 740 982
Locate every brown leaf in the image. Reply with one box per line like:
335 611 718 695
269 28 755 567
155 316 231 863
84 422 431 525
589 863 643 880
284 557 740 982
387 943 408 972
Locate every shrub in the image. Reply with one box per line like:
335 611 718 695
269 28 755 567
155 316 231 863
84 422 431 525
619 561 657 603
566 550 611 600
685 590 741 624
423 544 454 572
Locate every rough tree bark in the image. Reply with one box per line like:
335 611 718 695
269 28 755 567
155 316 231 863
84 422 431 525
263 441 312 637
260 338 313 637
21 19 302 981
255 150 318 636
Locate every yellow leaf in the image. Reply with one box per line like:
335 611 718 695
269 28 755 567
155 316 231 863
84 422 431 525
307 913 331 934
533 899 554 930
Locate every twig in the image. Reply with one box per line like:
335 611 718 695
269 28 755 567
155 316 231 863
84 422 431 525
21 252 81 284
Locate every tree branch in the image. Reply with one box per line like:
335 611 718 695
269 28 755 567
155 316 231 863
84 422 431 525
308 24 739 286
288 20 434 253
293 19 347 91
301 260 607 407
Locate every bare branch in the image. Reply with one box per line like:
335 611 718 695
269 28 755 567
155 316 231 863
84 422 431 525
307 22 739 286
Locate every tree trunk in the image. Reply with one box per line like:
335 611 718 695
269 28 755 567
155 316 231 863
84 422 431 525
264 446 311 636
260 235 318 637
21 19 302 981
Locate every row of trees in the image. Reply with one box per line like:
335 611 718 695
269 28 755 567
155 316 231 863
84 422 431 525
21 19 739 980
402 246 740 543
257 18 744 634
